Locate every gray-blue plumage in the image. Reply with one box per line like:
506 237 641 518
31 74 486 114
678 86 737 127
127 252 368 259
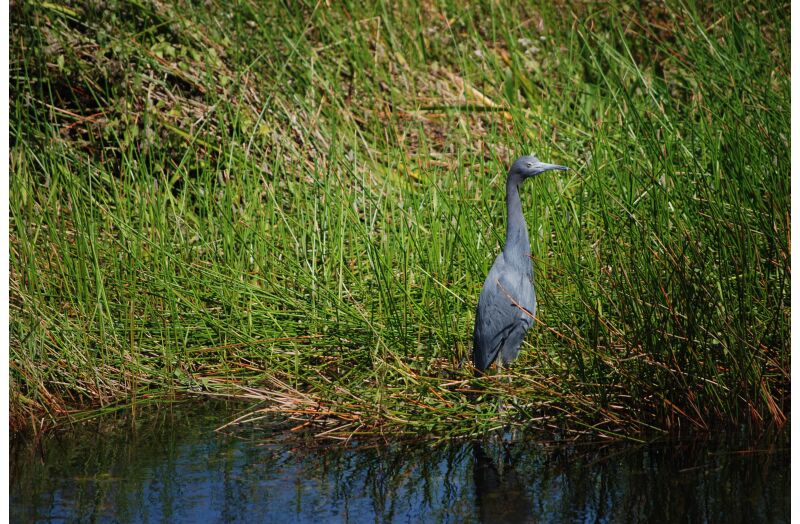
473 155 568 371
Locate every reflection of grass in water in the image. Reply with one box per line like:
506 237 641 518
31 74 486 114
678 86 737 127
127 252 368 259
9 1 788 440
11 404 790 523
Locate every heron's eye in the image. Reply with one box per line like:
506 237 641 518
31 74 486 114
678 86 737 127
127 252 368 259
526 163 533 168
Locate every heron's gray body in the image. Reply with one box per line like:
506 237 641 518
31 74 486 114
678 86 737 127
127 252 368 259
472 250 536 369
472 156 567 371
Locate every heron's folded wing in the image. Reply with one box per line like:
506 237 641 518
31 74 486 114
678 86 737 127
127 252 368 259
473 297 516 369
473 257 529 369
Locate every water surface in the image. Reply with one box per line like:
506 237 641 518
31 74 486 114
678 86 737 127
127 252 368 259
10 401 789 523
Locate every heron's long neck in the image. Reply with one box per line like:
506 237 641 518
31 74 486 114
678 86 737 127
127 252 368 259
504 175 530 262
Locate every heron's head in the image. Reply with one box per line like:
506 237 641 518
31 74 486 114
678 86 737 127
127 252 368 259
510 155 568 178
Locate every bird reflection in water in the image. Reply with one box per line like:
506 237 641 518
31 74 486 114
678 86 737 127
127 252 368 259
473 441 534 523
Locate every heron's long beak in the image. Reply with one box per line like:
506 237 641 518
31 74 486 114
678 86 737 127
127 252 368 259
536 162 569 173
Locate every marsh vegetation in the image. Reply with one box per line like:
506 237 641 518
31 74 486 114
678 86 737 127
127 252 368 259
10 1 789 440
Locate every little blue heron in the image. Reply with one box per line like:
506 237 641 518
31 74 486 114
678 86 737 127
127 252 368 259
473 155 568 372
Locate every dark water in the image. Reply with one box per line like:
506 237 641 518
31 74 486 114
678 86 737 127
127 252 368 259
10 401 789 523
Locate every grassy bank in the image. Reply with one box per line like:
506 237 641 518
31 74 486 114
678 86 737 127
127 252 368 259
10 0 789 440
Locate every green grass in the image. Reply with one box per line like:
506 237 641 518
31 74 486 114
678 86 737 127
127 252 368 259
10 0 789 440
